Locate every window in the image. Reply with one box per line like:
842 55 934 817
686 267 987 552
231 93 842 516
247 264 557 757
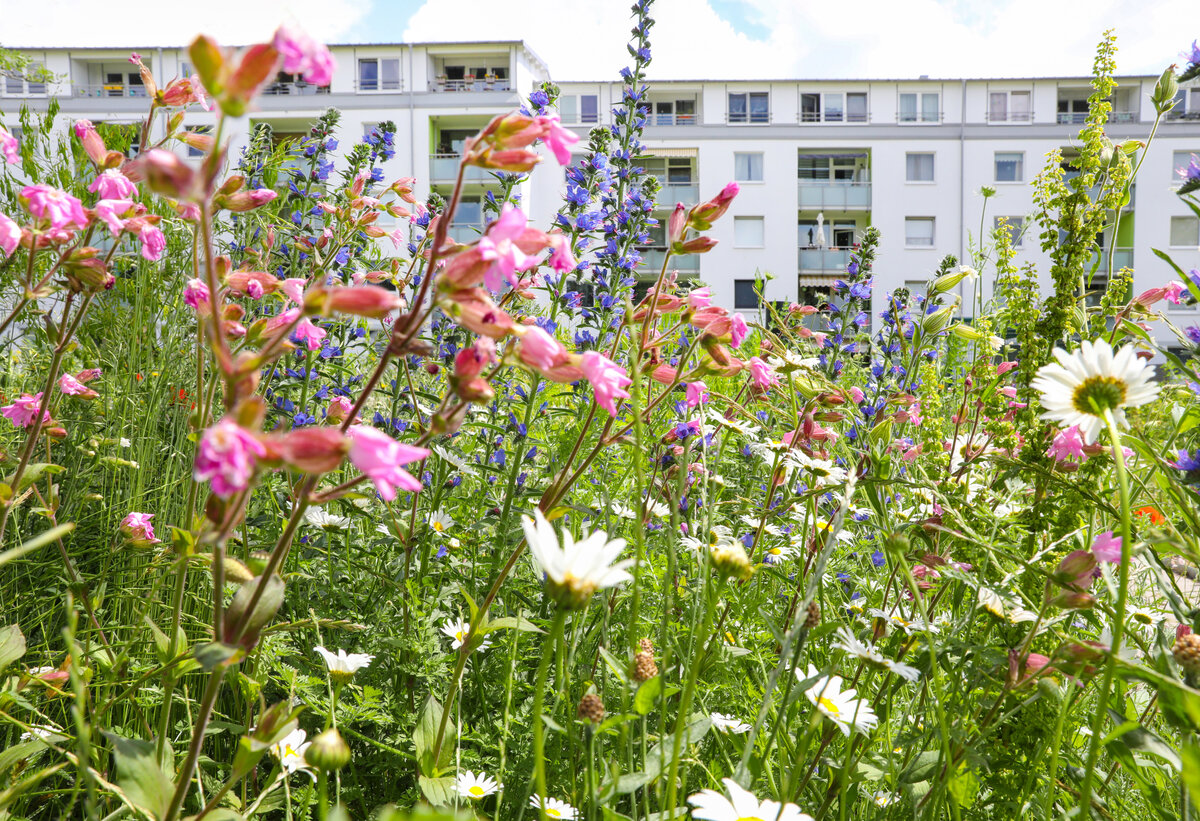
358 58 400 91
847 93 868 123
994 152 1024 182
824 93 844 122
734 217 765 248
905 218 935 247
1174 151 1199 181
643 157 694 184
798 155 865 181
734 152 763 182
1167 89 1200 120
903 279 927 301
560 94 599 124
729 92 769 124
650 98 695 125
900 92 940 123
734 279 759 309
184 125 212 158
994 217 1024 247
801 93 821 122
800 92 866 123
906 153 934 182
1170 216 1200 247
989 90 1031 122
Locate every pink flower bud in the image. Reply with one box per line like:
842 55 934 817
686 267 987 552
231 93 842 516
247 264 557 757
134 149 197 199
326 395 354 424
325 286 403 319
74 120 109 166
268 427 350 474
218 188 278 213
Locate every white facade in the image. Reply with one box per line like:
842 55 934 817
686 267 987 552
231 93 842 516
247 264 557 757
3 43 1200 343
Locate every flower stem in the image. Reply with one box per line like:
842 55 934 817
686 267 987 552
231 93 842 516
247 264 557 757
532 609 568 817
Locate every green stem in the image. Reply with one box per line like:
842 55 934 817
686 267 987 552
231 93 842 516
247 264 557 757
666 575 720 815
532 610 568 817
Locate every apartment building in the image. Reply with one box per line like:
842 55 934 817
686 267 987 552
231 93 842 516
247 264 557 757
3 42 1200 344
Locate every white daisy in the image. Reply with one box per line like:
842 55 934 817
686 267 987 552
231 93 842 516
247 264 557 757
761 542 798 565
785 451 848 488
872 791 899 807
429 510 455 535
710 713 752 734
798 664 879 736
688 777 814 821
867 608 941 635
271 728 312 776
304 507 351 530
833 627 921 682
455 770 500 799
19 724 61 742
948 433 997 474
1031 338 1159 444
314 646 374 684
522 510 633 609
529 796 577 819
441 618 492 653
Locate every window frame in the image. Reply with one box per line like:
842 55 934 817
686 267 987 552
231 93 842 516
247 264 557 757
1169 215 1200 248
734 152 764 183
994 151 1025 183
904 217 936 248
905 152 935 183
728 91 770 124
733 216 765 248
357 57 400 92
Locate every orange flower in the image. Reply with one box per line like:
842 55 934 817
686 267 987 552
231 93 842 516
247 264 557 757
1134 506 1166 526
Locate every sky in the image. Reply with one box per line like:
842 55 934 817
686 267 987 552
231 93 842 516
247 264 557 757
4 0 1193 80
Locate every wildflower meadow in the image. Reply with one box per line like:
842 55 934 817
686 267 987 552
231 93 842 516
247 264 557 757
4 6 1200 820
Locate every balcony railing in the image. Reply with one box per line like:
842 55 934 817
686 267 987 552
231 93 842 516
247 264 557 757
1090 247 1134 271
798 247 853 273
799 112 870 124
640 248 698 273
431 77 511 92
1057 110 1138 124
898 112 944 124
726 112 772 125
262 82 331 96
648 113 697 126
656 182 699 205
447 224 485 244
72 83 149 98
797 180 872 210
429 154 496 183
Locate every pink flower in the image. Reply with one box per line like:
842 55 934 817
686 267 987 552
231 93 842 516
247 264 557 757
21 185 87 230
0 212 20 257
281 278 306 305
121 512 160 544
88 169 137 200
579 351 631 417
347 426 430 501
183 278 210 310
326 395 354 423
1 393 50 428
748 356 778 389
273 24 336 86
0 126 18 164
1091 531 1122 564
139 224 166 261
1165 280 1188 305
1046 425 1087 464
517 326 567 371
849 386 865 404
193 419 266 498
59 373 98 398
535 114 580 164
547 234 577 273
996 361 1018 375
688 287 712 309
95 199 135 236
686 381 709 408
730 313 748 348
479 205 539 291
294 317 326 351
73 120 108 166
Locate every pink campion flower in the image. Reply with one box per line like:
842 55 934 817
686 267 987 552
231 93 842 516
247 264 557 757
246 279 264 299
517 326 567 371
748 356 778 389
73 120 108 166
534 114 580 164
95 199 135 236
88 169 137 200
686 381 709 408
730 313 749 348
120 512 160 544
58 373 98 398
0 212 20 257
281 278 306 305
1046 425 1087 464
547 234 577 273
579 351 631 417
273 24 336 86
1 393 50 428
849 386 865 404
139 224 166 261
1165 280 1188 305
0 126 19 164
996 361 1018 375
294 317 326 351
1091 531 1123 564
159 75 211 111
326 395 354 423
20 185 88 230
347 425 430 501
688 287 712 309
479 205 540 290
193 418 266 498
74 368 101 382
183 278 210 310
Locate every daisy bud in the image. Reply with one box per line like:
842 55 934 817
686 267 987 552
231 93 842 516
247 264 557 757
304 727 351 772
710 543 754 582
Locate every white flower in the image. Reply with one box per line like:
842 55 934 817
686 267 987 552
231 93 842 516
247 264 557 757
522 510 632 608
872 791 899 807
614 499 670 520
761 542 798 565
19 724 60 742
529 796 577 819
947 433 997 474
119 437 131 447
798 664 879 736
688 777 814 821
304 507 350 530
1031 338 1159 444
429 510 455 535
271 728 312 776
710 713 751 734
455 770 500 799
441 618 492 652
867 608 940 634
833 627 921 682
314 646 373 684
785 451 848 488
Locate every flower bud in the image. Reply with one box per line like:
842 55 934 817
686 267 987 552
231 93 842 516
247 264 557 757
135 149 198 200
1153 67 1180 114
931 266 976 296
267 427 350 474
1052 549 1096 589
73 120 109 166
667 203 687 245
324 286 403 319
217 188 278 213
672 236 719 255
687 181 739 230
920 304 956 335
710 543 754 582
304 727 351 772
577 693 605 724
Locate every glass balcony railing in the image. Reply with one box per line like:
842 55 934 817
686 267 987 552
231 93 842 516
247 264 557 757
1090 247 1133 271
447 224 485 244
656 182 699 206
640 248 699 273
798 247 853 272
429 155 496 183
797 180 871 209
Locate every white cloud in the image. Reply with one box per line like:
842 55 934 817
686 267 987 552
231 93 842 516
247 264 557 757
4 0 368 47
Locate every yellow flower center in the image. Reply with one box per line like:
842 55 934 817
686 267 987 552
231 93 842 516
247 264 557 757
546 809 561 818
819 697 841 716
469 786 485 797
434 521 444 532
1072 375 1127 415
736 817 766 821
769 547 781 555
456 631 466 642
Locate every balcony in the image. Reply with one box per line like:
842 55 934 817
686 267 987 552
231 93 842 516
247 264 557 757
648 112 697 126
641 248 699 273
1090 247 1133 271
1056 110 1138 125
72 83 149 98
447 224 485 244
797 181 871 210
657 182 699 206
798 247 853 273
431 76 511 92
429 154 498 183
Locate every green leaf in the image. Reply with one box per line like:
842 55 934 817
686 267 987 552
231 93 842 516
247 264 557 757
418 775 457 806
6 464 64 493
414 695 454 777
143 616 171 666
633 676 662 715
105 733 173 820
947 761 979 809
0 624 26 672
223 575 285 650
485 615 544 634
1182 740 1200 805
899 750 942 783
1105 710 1180 771
194 641 240 672
597 646 629 684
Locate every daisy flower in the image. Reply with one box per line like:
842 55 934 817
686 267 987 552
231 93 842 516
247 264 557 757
522 510 632 609
1031 338 1159 444
314 646 374 685
455 770 500 799
798 664 879 736
529 796 577 819
441 618 492 653
429 510 455 535
688 777 814 821
710 712 751 734
761 542 798 565
271 728 313 776
833 627 921 682
304 507 351 530
785 451 848 488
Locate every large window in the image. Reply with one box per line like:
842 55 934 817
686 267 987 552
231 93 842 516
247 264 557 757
650 98 696 125
905 218 935 247
1170 216 1200 247
994 152 1024 182
734 217 765 248
899 92 939 123
642 157 694 184
734 152 763 182
358 58 400 91
906 153 934 182
1167 88 1200 120
798 155 865 181
801 92 867 122
728 92 769 124
734 279 759 309
989 90 1031 122
560 94 599 124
